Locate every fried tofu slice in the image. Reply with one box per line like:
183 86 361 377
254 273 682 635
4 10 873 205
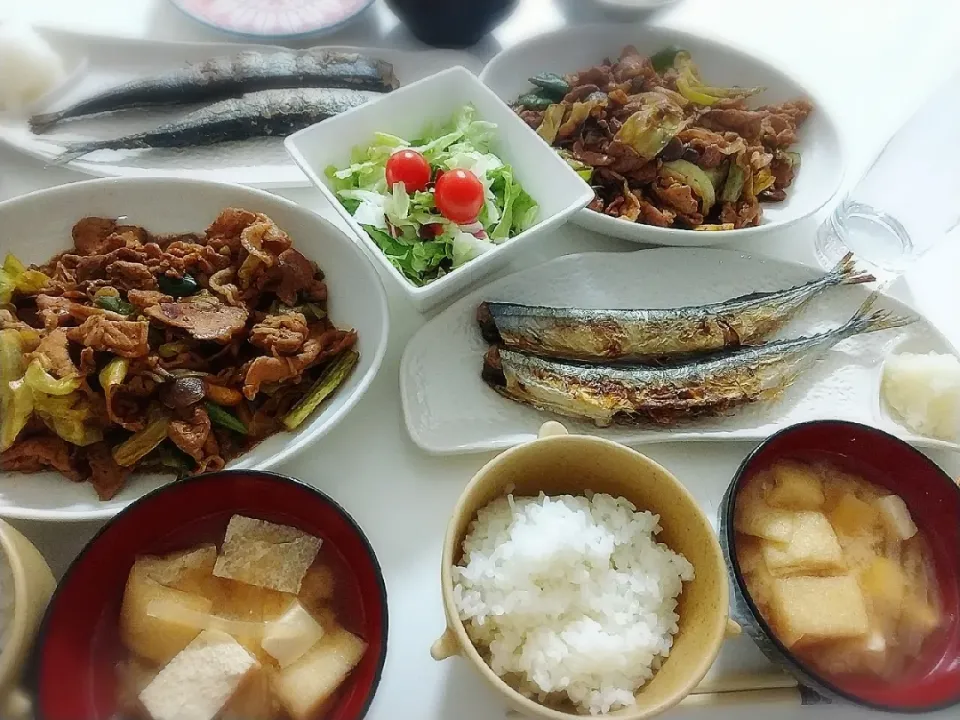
767 462 825 511
136 545 217 594
762 511 845 576
213 515 322 594
770 575 869 648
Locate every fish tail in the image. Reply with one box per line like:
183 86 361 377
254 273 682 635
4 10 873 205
828 252 875 286
29 110 65 134
844 291 917 336
53 140 110 164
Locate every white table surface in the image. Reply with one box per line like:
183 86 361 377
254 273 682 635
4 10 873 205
2 1 960 718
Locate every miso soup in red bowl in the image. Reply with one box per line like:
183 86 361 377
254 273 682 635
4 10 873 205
32 470 388 720
720 420 960 712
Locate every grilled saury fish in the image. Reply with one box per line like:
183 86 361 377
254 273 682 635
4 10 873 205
55 88 381 162
478 253 873 363
31 49 398 133
482 295 914 427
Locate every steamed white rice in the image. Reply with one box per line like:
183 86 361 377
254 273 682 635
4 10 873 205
453 492 694 716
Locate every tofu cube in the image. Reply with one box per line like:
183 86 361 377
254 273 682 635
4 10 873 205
734 491 797 546
139 630 259 720
762 512 845 576
121 566 213 665
873 495 918 541
859 556 905 616
137 545 217 594
768 462 825 510
261 600 325 668
213 515 322 594
829 493 881 540
273 628 368 720
770 575 869 648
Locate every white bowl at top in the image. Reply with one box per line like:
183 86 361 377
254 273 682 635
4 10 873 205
480 25 845 247
285 66 595 312
0 178 388 521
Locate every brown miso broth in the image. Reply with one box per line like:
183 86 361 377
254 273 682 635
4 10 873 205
734 454 944 682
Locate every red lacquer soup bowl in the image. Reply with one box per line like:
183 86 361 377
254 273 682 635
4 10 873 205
720 420 960 712
31 470 388 720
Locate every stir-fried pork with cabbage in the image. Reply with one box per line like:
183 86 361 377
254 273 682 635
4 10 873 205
515 46 812 230
0 209 358 500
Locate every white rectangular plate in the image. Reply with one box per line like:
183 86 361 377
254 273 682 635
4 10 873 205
401 248 960 454
0 27 483 188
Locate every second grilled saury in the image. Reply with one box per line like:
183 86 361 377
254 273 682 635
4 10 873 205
477 253 873 363
30 49 399 133
55 88 381 162
482 294 914 427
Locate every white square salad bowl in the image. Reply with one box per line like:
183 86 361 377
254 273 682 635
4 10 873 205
285 65 595 312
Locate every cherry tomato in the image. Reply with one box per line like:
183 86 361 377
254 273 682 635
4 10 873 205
434 169 484 224
385 149 431 193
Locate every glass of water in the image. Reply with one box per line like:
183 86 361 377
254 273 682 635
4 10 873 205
814 69 960 283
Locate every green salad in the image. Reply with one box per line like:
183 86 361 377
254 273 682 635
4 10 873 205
326 105 539 287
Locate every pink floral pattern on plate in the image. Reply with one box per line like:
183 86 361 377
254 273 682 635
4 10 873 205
171 0 372 37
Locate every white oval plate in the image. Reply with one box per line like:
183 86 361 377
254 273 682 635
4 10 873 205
479 24 844 247
0 177 389 521
0 27 483 189
400 249 958 455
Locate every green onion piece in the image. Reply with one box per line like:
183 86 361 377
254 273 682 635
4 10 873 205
650 45 684 73
721 164 746 203
661 159 717 214
94 295 136 316
113 416 170 467
204 401 247 435
517 93 554 110
157 272 199 298
158 342 188 359
282 351 359 431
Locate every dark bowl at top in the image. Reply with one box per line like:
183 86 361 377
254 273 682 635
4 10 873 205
720 420 960 713
385 0 518 48
31 470 388 720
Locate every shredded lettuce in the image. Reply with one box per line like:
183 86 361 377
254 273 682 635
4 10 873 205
326 104 539 288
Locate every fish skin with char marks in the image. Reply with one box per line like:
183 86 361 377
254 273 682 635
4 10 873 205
482 295 914 427
55 88 382 162
30 49 398 132
477 253 873 363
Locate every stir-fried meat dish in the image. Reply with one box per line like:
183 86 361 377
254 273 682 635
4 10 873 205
514 46 812 230
0 209 359 500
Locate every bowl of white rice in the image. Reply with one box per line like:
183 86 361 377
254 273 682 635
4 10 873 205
0 519 56 718
433 421 735 718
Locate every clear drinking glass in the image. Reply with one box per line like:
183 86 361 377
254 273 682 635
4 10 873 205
814 68 960 283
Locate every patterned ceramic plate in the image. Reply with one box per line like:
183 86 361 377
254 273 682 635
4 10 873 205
168 0 375 39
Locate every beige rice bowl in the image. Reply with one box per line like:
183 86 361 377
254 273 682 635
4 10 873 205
453 492 694 715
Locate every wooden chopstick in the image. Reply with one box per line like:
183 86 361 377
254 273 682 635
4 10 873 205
503 677 803 718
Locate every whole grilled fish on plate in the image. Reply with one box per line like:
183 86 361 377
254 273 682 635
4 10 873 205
0 27 484 186
482 295 913 427
30 49 398 133
400 248 960 455
56 88 382 162
478 253 872 363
